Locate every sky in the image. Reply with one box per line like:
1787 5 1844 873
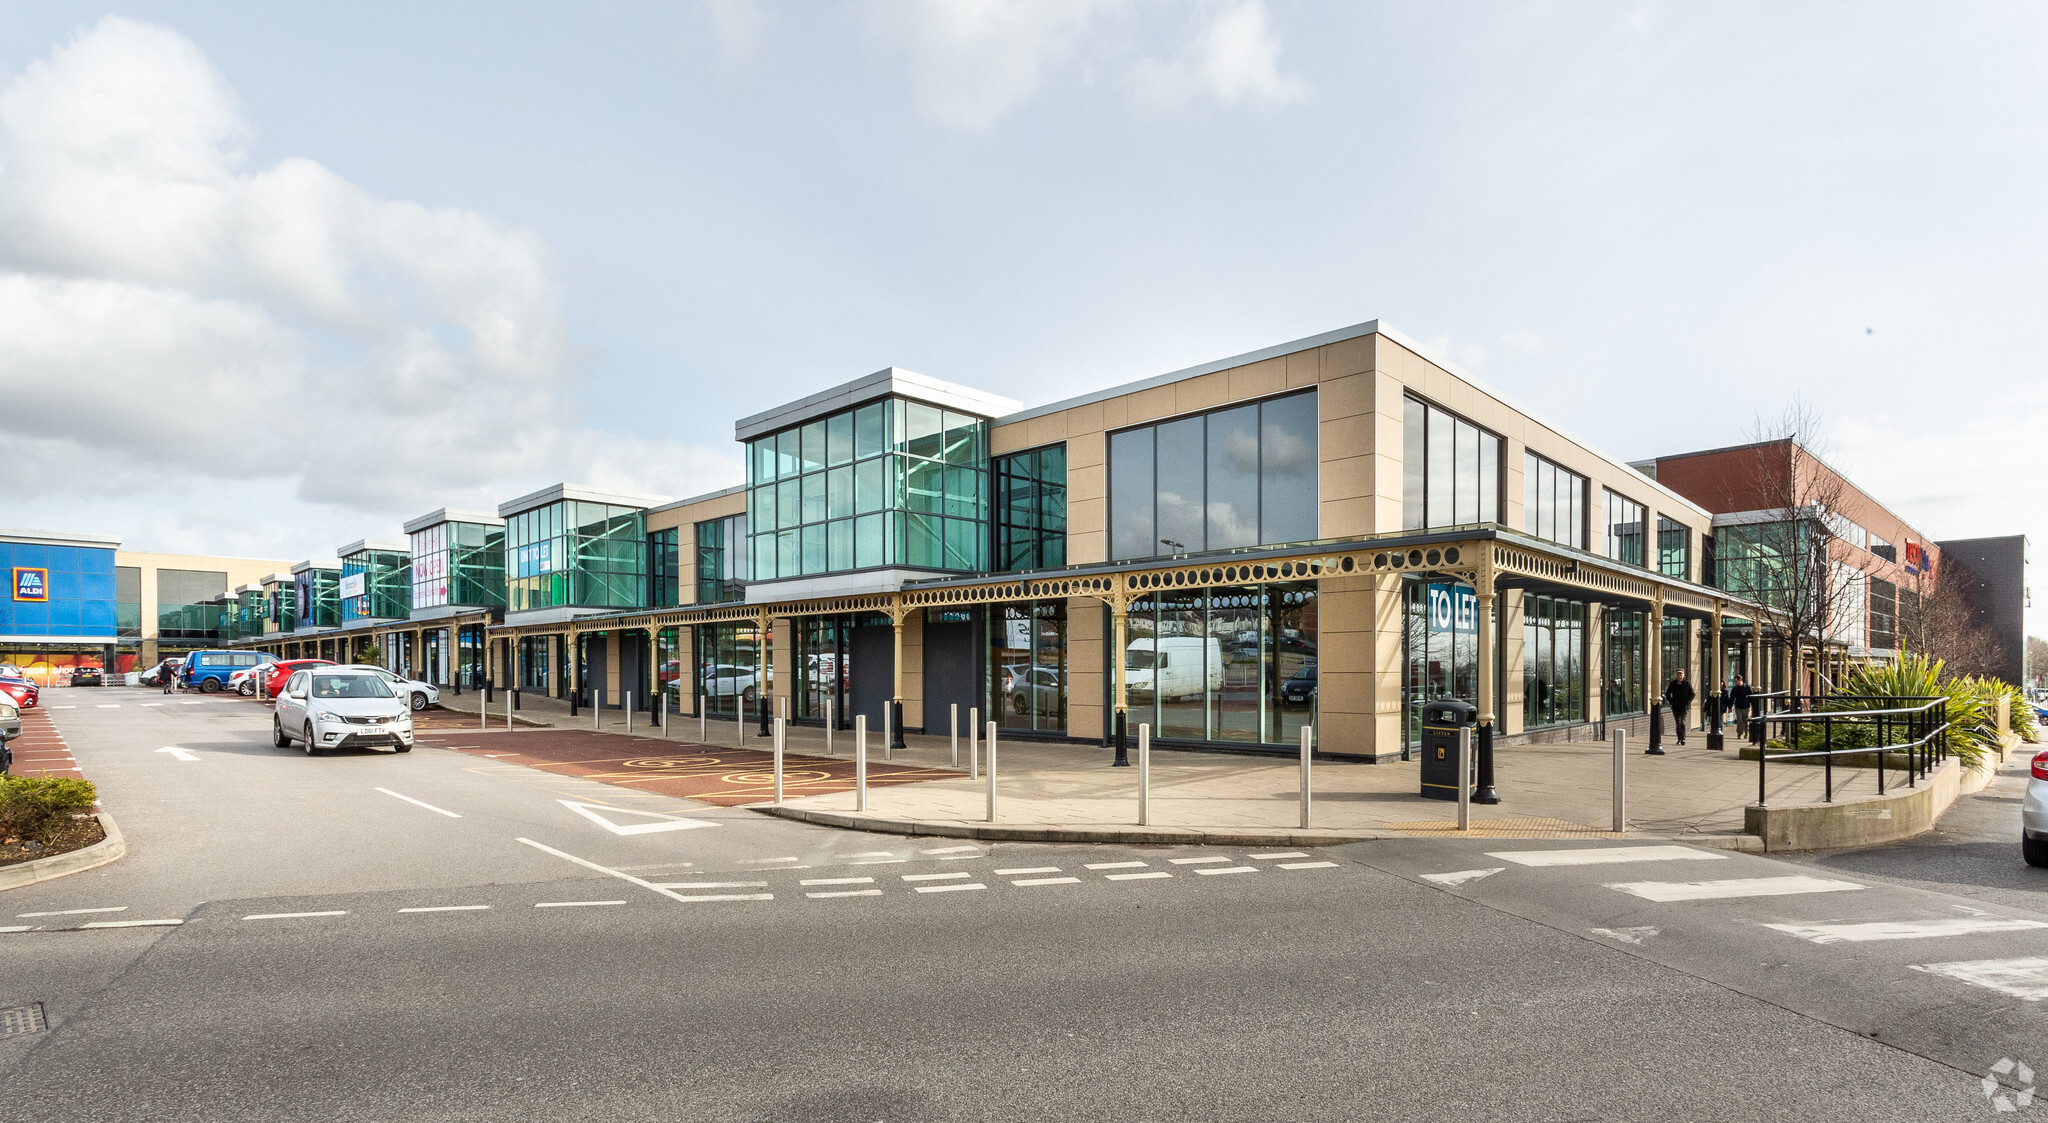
1 2 2043 597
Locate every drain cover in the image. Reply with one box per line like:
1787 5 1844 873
0 1003 47 1036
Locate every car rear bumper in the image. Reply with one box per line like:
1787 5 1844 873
2022 781 2048 837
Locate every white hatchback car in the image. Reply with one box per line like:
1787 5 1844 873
2025 749 2048 868
273 668 414 755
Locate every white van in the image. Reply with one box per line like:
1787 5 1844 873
1124 636 1224 701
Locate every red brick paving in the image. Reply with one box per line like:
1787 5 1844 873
415 727 960 806
8 707 82 780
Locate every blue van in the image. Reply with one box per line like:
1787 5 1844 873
180 650 276 693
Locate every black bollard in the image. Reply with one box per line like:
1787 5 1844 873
1473 722 1500 804
890 701 906 749
569 688 578 718
513 689 521 712
1112 710 1129 767
758 692 772 737
1646 702 1666 755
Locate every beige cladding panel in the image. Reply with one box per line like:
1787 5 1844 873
1067 599 1105 742
901 610 925 728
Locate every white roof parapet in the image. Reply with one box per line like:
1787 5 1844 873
496 483 675 519
402 508 507 534
0 527 122 548
734 367 1023 442
648 484 747 515
262 572 295 585
235 583 263 595
290 559 341 575
337 539 410 558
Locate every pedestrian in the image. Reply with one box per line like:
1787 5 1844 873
1665 669 1696 746
1728 674 1753 737
161 660 175 695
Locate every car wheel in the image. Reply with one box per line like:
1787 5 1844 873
395 742 412 754
238 681 255 697
303 724 319 756
273 719 290 748
2025 832 2048 869
200 678 220 694
410 691 428 712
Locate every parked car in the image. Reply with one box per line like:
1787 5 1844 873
701 664 760 703
262 659 335 698
272 668 414 755
228 666 265 696
0 698 20 739
2025 749 2048 868
181 650 277 693
1010 666 1066 717
351 666 440 712
0 675 40 709
1280 662 1317 705
140 658 184 687
69 666 104 687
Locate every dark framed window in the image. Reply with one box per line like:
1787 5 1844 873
1522 595 1585 729
1403 396 1502 532
695 515 748 605
1656 517 1690 579
648 528 679 607
1522 452 1586 549
993 445 1067 572
1109 390 1318 562
1604 491 1647 568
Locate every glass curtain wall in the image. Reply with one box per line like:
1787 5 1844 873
1120 583 1315 746
696 622 768 717
1522 595 1586 729
295 570 339 628
505 502 647 612
1402 396 1503 532
517 636 550 693
648 529 680 607
993 446 1067 571
157 569 228 641
1661 619 1690 695
695 516 748 604
989 602 1067 733
796 617 851 722
656 627 683 707
747 399 989 581
270 585 296 632
410 523 506 610
422 629 448 685
1109 391 1318 561
1604 492 1647 568
116 566 141 640
1656 518 1690 579
1522 453 1586 549
457 624 485 690
340 550 410 622
1401 578 1480 751
1604 609 1646 715
1869 577 1898 650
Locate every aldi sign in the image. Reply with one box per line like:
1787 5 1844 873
12 567 48 602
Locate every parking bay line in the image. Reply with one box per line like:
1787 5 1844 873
1011 877 1081 886
995 867 1060 876
915 883 986 894
375 787 462 818
1105 872 1172 881
244 911 348 920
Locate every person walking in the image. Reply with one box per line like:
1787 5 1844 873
1728 674 1753 738
161 660 176 695
1665 669 1696 746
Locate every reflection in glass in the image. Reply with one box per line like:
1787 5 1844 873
1108 428 1155 562
1205 404 1260 550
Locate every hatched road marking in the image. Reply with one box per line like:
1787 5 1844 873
1105 871 1172 881
1766 917 2048 943
1250 852 1309 859
670 893 774 902
1421 868 1505 887
1279 861 1339 870
1012 877 1081 886
1169 857 1232 865
800 877 874 886
915 883 985 894
995 867 1061 876
1490 846 1728 867
1194 866 1258 876
809 889 883 899
658 881 767 889
1087 861 1148 870
1910 957 2048 1000
557 799 712 835
902 872 970 882
1606 876 1865 902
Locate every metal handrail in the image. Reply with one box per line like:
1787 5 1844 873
1752 700 1950 806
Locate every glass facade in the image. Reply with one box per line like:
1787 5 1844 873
694 515 748 605
1402 578 1479 751
458 624 487 690
410 522 507 610
747 398 989 581
1110 391 1318 561
1522 453 1586 549
1869 577 1898 650
294 568 340 629
696 622 769 716
340 549 411 622
116 566 142 639
1713 521 1806 609
1604 491 1647 568
1604 608 1646 716
504 501 648 612
990 601 1067 733
1121 583 1316 746
1661 618 1689 694
993 445 1067 572
1403 396 1502 532
158 569 228 641
518 635 551 693
1656 517 1690 579
795 616 855 722
1522 595 1585 729
657 626 683 706
648 528 680 608
268 583 296 632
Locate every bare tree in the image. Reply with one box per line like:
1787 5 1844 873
1902 557 2010 679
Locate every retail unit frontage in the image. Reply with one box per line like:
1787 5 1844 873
0 528 121 684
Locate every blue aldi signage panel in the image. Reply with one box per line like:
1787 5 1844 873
1427 582 1478 635
13 567 49 602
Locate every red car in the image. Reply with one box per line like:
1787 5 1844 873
0 675 39 709
263 659 335 698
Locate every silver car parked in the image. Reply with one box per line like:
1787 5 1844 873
273 669 415 755
2025 749 2048 868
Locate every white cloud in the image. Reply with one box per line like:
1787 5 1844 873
1128 0 1306 112
862 0 1111 131
704 0 770 66
0 17 738 556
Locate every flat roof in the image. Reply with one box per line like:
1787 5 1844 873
497 483 674 518
402 508 506 534
262 572 295 585
337 539 410 557
1652 438 1935 543
290 560 341 575
0 527 121 548
647 484 748 516
235 583 263 595
734 367 1022 442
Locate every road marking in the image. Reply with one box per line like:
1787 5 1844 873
535 900 627 908
1607 876 1865 902
1489 846 1728 867
1591 926 1660 946
178 700 204 706
935 854 983 861
52 705 75 710
0 926 31 933
82 919 183 928
155 746 199 762
399 905 490 913
1194 866 1258 876
851 858 908 865
658 881 767 889
244 911 348 920
139 703 162 707
1421 868 1506 887
1012 876 1081 886
1250 851 1309 859
808 889 884 899
800 877 875 886
1910 957 2048 1000
995 867 1060 876
18 906 127 918
1766 917 2048 943
902 872 971 882
518 837 739 905
1279 861 1339 870
95 704 119 709
921 845 979 854
1169 857 1232 865
851 850 897 857
557 799 713 835
375 788 462 818
915 883 986 894
670 893 774 902
1087 861 1148 870
1105 871 1172 881
739 856 801 864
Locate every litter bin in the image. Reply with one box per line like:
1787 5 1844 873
1420 698 1477 802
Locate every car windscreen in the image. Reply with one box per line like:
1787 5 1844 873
309 675 395 699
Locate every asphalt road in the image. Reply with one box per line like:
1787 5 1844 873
1 687 2042 1121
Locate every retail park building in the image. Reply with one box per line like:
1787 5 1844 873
18 320 2027 757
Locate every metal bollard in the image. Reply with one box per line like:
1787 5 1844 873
1612 728 1627 832
737 697 745 748
479 696 486 731
950 703 959 768
855 715 869 813
772 717 785 806
968 707 980 779
626 691 633 735
825 699 835 756
986 721 998 822
1300 724 1314 829
1138 723 1151 826
1456 726 1471 831
883 704 893 762
505 689 512 731
593 693 600 732
661 693 668 737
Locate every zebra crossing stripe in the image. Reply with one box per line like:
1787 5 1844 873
1909 957 2048 1000
1606 876 1864 902
1489 845 1728 867
1765 917 2048 944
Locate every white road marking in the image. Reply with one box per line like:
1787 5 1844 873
1421 868 1506 887
658 881 767 889
1105 871 1172 881
95 704 119 709
1194 866 1258 876
0 926 30 933
139 703 162 707
82 919 183 928
154 746 199 762
535 900 627 908
1087 861 1148 870
399 905 490 913
1910 958 2048 1001
557 799 712 835
1250 851 1309 859
1012 876 1081 886
51 705 75 710
1489 846 1729 867
18 906 127 918
935 854 983 860
808 889 884 899
903 872 970 882
670 893 774 902
850 850 897 857
915 883 986 894
995 867 1060 876
851 858 909 865
244 911 348 920
800 877 875 886
739 857 801 864
1607 876 1865 902
1591 926 1660 946
1766 917 2048 943
374 787 461 818
178 700 204 706
518 837 741 905
1169 856 1232 865
921 845 979 854
1279 861 1339 870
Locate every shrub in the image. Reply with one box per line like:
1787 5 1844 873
1814 654 2020 769
0 775 98 842
355 642 382 666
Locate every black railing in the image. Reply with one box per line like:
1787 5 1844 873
1752 698 1949 806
